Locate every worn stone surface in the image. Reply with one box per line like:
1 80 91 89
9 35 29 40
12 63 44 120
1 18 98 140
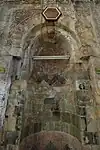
0 0 100 150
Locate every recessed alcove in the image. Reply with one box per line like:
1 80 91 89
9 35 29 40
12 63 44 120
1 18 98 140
28 31 70 86
21 27 81 142
19 131 82 150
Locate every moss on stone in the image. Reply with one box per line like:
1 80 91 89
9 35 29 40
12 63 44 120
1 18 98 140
95 68 100 74
0 66 5 73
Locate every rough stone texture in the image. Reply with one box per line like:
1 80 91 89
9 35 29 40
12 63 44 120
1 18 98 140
19 131 82 150
0 0 100 150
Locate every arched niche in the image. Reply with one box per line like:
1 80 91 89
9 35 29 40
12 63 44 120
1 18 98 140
21 23 80 80
27 30 71 84
20 23 81 141
19 131 83 150
21 23 80 49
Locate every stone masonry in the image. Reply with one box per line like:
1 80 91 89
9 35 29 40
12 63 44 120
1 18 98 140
0 0 100 150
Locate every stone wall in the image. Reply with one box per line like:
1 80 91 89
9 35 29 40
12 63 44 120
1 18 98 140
0 0 100 150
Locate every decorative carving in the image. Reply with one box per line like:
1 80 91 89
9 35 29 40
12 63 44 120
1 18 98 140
42 7 62 21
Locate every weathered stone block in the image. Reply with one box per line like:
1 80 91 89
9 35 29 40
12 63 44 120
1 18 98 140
71 114 80 129
61 112 71 123
33 122 41 133
52 111 60 121
5 131 18 144
44 97 55 104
